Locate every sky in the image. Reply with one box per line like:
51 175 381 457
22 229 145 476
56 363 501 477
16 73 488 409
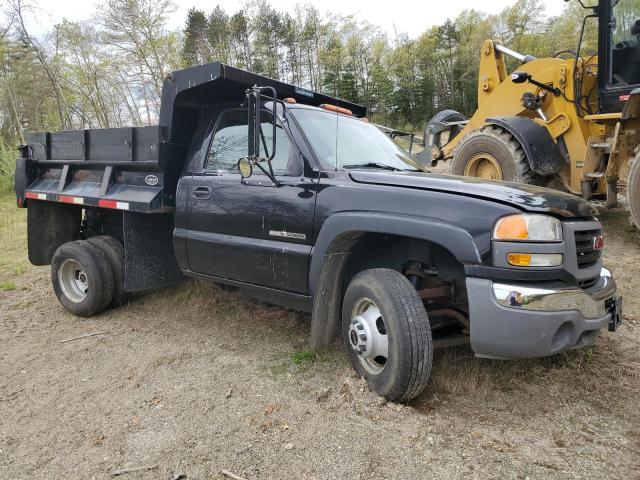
23 0 565 38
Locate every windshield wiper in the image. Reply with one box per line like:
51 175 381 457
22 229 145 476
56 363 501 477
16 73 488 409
342 162 402 171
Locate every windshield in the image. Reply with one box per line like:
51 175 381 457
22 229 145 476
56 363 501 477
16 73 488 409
610 0 640 86
290 108 419 171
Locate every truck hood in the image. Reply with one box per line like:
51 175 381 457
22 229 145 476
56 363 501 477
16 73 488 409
349 171 597 218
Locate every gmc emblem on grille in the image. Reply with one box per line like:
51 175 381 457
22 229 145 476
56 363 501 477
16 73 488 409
593 235 604 250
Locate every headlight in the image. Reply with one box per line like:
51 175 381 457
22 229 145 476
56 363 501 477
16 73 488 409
493 214 562 242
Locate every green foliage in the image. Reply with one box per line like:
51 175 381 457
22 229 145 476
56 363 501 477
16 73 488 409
0 281 17 291
13 264 26 275
3 0 640 191
290 350 316 365
269 349 318 375
0 139 16 194
176 0 627 131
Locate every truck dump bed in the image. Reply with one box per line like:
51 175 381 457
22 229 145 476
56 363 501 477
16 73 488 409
21 125 171 213
15 62 366 214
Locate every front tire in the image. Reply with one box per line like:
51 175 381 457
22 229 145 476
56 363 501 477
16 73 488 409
51 240 114 317
451 126 535 184
342 268 432 402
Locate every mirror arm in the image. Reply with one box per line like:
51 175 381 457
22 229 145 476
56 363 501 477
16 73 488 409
247 86 261 159
260 86 278 162
252 160 279 186
245 85 280 186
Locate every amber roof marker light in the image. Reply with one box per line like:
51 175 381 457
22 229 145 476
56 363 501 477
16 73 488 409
320 104 353 116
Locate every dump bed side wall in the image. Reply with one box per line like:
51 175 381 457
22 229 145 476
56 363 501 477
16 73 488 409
16 125 187 214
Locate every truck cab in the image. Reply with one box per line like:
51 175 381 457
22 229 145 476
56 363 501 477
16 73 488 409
15 63 622 402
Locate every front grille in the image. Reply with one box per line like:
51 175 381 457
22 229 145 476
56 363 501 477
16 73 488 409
574 229 602 269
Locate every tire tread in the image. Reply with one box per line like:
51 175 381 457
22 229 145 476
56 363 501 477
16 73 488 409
343 268 432 402
451 125 536 184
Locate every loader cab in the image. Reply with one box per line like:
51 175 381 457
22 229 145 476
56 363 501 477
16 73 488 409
598 0 640 112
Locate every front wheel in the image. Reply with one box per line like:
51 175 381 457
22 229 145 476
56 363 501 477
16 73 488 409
342 268 432 402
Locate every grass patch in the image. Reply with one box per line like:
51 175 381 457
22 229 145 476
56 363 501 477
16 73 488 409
291 350 316 365
0 192 28 279
12 264 26 276
269 349 322 375
0 281 17 291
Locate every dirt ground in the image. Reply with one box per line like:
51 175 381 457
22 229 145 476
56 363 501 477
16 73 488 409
1 192 639 480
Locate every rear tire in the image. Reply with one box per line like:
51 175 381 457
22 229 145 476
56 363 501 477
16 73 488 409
628 154 640 228
451 126 535 184
51 240 114 317
86 236 128 307
342 268 432 402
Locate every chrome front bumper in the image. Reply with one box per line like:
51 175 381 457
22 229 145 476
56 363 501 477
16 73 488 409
492 268 616 319
466 267 620 359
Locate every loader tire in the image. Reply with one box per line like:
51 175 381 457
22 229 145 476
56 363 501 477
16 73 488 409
451 126 535 184
628 155 640 229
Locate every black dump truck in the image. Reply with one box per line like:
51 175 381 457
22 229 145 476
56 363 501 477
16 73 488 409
15 63 622 401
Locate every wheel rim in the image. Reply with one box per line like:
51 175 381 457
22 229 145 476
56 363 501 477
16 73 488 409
464 153 503 180
349 298 388 375
58 259 89 303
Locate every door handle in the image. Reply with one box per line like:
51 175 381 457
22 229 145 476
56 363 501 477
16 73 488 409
192 186 212 199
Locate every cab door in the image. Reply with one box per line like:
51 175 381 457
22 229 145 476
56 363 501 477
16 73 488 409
185 108 316 294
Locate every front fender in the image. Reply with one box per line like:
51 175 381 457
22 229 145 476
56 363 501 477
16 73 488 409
308 212 482 293
487 115 564 176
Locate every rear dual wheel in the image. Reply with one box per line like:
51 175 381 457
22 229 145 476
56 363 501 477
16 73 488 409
51 236 126 317
86 236 128 307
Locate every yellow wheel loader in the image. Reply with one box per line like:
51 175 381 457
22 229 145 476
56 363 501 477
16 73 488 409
426 0 640 227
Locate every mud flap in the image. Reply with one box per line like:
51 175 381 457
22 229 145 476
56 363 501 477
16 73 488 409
123 212 183 292
27 200 81 265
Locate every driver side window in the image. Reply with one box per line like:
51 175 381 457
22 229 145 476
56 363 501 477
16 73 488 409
205 109 300 176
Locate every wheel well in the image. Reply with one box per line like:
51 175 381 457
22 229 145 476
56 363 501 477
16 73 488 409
322 231 467 315
309 231 470 351
339 232 465 288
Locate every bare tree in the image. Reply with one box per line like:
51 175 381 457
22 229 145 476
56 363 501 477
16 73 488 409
6 0 70 129
98 0 179 122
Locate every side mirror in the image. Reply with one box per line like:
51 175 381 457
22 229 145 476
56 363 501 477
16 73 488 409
511 71 531 84
245 85 279 186
238 158 253 179
511 71 562 96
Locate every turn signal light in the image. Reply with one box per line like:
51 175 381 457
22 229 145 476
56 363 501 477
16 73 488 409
507 253 563 267
495 215 529 240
